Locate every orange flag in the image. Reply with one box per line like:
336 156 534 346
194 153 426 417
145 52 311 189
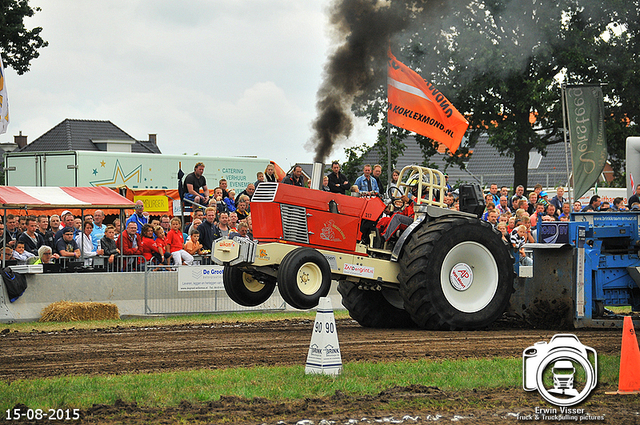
387 50 468 153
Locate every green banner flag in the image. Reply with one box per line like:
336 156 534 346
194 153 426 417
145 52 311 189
565 86 607 200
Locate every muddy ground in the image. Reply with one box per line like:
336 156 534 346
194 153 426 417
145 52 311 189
2 318 639 424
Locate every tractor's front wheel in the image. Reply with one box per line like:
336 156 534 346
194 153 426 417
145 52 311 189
338 281 417 328
277 248 331 310
398 217 514 330
223 266 276 307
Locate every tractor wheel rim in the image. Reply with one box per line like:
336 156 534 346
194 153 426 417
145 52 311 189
297 262 323 295
449 263 474 291
440 241 499 313
242 273 265 293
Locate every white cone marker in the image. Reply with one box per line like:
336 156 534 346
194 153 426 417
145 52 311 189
305 296 342 376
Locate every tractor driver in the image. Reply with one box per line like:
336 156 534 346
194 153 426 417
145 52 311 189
382 194 415 241
380 178 423 242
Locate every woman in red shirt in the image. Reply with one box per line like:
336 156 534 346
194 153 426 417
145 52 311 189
165 217 194 265
140 224 162 264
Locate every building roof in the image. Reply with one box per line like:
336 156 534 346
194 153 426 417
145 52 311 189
19 119 162 154
464 138 571 189
289 163 329 179
361 135 573 189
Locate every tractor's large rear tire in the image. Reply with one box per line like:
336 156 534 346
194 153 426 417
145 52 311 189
223 266 276 307
277 248 331 310
338 281 417 328
398 217 514 330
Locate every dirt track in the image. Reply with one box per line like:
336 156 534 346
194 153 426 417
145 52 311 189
2 318 639 424
0 318 625 381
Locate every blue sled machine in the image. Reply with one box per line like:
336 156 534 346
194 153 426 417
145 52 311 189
510 211 640 328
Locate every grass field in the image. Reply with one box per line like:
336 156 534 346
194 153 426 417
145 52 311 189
3 306 632 333
0 355 622 412
0 310 623 412
2 310 350 333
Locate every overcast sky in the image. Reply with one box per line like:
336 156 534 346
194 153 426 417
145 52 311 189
0 0 376 169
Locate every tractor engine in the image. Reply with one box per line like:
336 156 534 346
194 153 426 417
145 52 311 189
250 182 386 252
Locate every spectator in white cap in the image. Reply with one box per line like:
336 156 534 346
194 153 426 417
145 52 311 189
59 210 72 231
54 211 78 242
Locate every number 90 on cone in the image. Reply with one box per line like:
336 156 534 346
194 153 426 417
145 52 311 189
305 297 343 376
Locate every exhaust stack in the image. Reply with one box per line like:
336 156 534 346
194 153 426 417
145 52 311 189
311 162 323 190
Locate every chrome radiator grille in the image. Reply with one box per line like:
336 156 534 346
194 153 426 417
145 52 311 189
251 182 278 202
280 204 309 244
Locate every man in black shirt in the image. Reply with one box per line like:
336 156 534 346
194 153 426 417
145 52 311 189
56 227 81 258
3 214 20 250
37 215 56 250
327 161 350 194
183 162 211 206
235 183 256 207
282 165 304 186
197 207 221 251
18 216 44 256
582 195 601 212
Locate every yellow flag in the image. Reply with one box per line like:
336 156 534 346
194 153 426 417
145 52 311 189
0 56 9 135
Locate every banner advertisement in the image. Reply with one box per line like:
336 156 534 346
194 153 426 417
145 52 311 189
133 195 169 213
565 86 607 200
177 265 224 291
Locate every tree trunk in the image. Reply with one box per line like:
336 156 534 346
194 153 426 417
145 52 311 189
512 147 530 190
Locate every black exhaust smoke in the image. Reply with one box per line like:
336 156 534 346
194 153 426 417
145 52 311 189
308 0 579 164
308 0 412 163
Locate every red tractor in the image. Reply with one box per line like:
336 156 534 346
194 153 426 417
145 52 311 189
213 165 514 330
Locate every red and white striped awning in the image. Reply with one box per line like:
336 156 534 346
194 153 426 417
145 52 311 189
0 186 134 209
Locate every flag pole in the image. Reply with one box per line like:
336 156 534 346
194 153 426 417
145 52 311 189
561 84 573 203
386 114 391 186
386 49 392 187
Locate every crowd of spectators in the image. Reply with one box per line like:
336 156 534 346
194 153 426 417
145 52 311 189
1 160 632 272
0 206 250 271
0 161 268 271
328 161 636 266
476 181 636 266
326 162 636 264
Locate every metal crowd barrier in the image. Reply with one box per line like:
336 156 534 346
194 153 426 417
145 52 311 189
50 254 147 272
143 264 286 315
44 252 217 273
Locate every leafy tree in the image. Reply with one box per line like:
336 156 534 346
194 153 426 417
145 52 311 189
0 0 48 74
341 119 407 190
405 0 609 190
340 143 368 188
353 0 639 189
594 4 640 185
